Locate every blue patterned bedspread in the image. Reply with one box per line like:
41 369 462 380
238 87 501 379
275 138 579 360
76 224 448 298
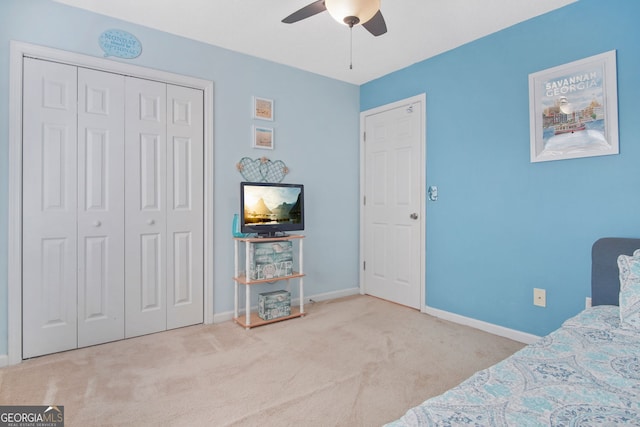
387 306 640 426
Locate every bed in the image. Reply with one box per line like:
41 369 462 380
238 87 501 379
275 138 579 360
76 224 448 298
388 237 640 426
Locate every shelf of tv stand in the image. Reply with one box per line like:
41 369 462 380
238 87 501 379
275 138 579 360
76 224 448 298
233 307 304 329
233 234 305 243
233 272 305 285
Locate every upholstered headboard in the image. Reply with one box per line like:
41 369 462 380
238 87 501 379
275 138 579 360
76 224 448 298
591 237 640 306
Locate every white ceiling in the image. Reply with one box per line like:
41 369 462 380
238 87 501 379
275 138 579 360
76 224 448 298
52 0 576 85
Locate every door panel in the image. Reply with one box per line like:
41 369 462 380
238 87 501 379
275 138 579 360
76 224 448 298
140 233 162 310
77 67 125 347
82 236 108 316
40 238 69 325
172 231 193 305
172 137 192 210
125 77 168 338
364 101 422 309
23 58 78 358
166 85 204 329
139 133 163 210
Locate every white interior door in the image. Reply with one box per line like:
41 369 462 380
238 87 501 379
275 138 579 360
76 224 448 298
77 67 126 347
166 84 204 329
125 77 168 338
22 58 79 358
363 100 423 309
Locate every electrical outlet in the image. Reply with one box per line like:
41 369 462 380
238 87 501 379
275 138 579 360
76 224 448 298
585 297 592 308
533 288 546 307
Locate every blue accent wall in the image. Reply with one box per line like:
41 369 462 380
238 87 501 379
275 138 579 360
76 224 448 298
0 0 359 355
361 0 640 336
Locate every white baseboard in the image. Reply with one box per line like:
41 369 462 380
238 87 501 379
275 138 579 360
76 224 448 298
0 354 8 368
303 287 360 303
213 287 360 324
422 305 540 345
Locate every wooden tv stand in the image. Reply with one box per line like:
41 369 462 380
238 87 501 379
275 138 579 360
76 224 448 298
232 235 305 329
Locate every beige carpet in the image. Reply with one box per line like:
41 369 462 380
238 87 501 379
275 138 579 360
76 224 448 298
0 295 524 426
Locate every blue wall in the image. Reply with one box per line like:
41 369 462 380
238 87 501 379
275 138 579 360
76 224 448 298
0 0 360 355
361 0 640 336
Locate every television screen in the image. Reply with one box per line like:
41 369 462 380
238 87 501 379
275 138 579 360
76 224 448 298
240 182 304 237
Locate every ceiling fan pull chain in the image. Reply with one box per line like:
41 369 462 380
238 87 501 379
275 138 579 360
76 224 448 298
349 25 353 70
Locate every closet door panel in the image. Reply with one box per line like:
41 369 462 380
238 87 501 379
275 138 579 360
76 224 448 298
77 68 126 347
166 85 204 329
125 77 167 338
22 58 78 358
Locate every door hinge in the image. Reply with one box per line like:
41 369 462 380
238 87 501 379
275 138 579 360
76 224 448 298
363 195 366 205
363 261 366 271
363 131 366 142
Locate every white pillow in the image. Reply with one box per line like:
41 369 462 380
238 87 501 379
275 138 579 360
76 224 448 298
617 253 640 289
617 253 640 329
620 281 640 330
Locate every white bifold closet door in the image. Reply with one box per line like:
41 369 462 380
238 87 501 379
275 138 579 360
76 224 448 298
22 58 203 358
77 68 126 347
124 77 204 338
165 84 204 331
23 58 81 357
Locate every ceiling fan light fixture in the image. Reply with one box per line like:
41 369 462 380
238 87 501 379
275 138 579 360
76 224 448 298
325 0 380 26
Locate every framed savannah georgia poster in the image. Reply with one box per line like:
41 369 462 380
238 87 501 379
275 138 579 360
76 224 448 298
529 50 618 163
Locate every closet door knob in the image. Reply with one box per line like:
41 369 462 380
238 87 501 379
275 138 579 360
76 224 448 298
409 213 418 220
93 220 101 227
147 219 155 225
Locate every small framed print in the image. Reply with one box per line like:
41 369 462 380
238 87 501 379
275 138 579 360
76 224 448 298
253 126 274 150
253 96 274 121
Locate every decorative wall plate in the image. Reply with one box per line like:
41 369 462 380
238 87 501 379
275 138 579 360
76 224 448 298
99 29 142 59
236 157 289 183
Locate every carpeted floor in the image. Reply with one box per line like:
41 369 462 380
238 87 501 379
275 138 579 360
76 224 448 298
0 295 524 426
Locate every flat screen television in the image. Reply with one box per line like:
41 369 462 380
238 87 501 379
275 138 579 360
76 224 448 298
240 181 304 237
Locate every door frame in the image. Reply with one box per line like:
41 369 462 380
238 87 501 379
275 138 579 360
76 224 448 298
8 41 215 365
359 94 426 311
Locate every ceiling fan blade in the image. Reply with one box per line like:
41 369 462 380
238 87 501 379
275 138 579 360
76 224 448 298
282 0 327 24
362 10 387 36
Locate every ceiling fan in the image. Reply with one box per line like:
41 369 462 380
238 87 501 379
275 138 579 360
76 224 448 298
282 0 387 36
